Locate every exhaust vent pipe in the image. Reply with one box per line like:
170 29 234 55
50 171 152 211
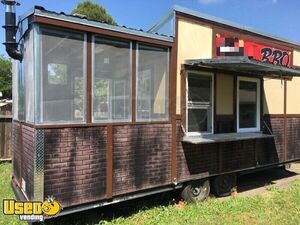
1 0 22 61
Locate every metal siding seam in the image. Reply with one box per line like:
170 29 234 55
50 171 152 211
33 129 44 201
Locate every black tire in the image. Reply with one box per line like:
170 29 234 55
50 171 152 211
211 173 237 197
181 179 210 203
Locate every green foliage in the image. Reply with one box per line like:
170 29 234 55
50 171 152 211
100 181 300 225
48 63 68 85
72 0 117 25
0 55 12 99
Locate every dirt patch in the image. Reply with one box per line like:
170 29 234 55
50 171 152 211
222 163 300 199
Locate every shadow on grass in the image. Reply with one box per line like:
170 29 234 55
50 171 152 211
45 191 180 225
237 167 298 192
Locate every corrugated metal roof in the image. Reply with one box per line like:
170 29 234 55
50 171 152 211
185 56 300 77
173 5 300 47
19 6 174 43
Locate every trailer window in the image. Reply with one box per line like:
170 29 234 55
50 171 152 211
37 28 87 124
92 37 132 122
136 44 169 121
237 77 261 132
186 72 214 135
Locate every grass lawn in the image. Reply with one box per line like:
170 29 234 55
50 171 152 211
0 162 300 225
0 162 26 225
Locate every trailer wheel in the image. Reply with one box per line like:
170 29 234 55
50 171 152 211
211 173 237 197
181 179 210 203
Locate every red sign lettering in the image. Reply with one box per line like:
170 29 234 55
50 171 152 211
216 36 291 67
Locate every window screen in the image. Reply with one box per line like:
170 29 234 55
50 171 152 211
136 44 169 121
187 73 213 133
238 79 259 129
37 28 86 124
92 37 132 122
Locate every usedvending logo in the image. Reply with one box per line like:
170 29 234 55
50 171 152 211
3 196 61 222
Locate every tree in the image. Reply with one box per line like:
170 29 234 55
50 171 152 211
0 55 12 99
72 0 117 25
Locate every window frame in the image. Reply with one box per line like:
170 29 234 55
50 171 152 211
91 35 133 123
136 43 170 122
237 76 261 133
37 26 87 125
186 70 214 136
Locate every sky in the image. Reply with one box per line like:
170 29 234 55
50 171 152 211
0 0 299 56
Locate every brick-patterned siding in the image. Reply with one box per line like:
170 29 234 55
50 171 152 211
176 120 217 180
287 117 300 160
44 127 107 207
12 117 299 209
22 125 35 200
12 122 35 200
12 122 21 183
176 118 291 182
263 116 285 162
112 124 172 196
222 141 255 172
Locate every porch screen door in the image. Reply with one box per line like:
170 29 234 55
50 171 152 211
187 72 213 134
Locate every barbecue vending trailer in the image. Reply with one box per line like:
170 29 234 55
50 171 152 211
2 0 300 218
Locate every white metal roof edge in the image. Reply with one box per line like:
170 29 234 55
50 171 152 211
148 8 175 34
172 5 300 48
19 7 174 43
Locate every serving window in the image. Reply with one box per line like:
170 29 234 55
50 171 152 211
184 70 263 136
186 71 214 135
237 77 261 132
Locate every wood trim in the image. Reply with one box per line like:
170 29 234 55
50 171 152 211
176 12 297 50
86 33 92 123
286 114 300 118
106 125 113 199
263 114 285 118
233 75 237 132
132 42 137 122
171 17 179 183
213 72 217 133
12 120 35 128
260 78 264 132
33 16 174 47
22 121 171 129
264 114 300 118
181 69 187 130
175 114 182 120
283 80 287 161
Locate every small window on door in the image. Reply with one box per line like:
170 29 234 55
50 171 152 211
237 77 260 132
187 72 214 135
